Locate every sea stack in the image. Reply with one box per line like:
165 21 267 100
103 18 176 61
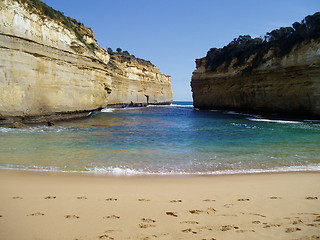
0 0 173 123
191 13 320 117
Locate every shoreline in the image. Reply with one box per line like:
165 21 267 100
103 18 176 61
0 102 175 126
1 170 319 240
0 165 319 177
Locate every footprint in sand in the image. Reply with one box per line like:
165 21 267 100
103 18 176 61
139 218 157 228
98 234 114 239
305 196 318 200
141 218 156 223
270 196 282 199
139 223 156 228
220 225 232 231
237 198 250 201
77 196 87 200
313 216 320 222
166 211 178 217
104 215 120 219
223 204 234 208
142 233 168 239
292 219 303 225
306 223 320 227
65 215 80 219
263 221 279 226
189 208 216 215
44 196 56 199
252 221 261 224
198 226 214 231
207 207 217 213
170 199 182 203
182 228 198 234
138 198 150 202
180 221 199 225
285 227 301 233
189 209 203 214
105 198 117 201
220 225 239 231
236 229 255 233
12 196 23 199
27 212 45 217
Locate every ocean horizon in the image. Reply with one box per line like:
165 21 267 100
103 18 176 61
0 101 319 176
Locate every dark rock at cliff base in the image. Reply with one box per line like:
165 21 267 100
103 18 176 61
47 121 55 126
11 122 29 129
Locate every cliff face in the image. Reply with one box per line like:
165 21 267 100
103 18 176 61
107 54 172 106
0 0 172 123
191 40 320 117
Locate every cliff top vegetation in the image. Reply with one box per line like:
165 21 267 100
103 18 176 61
13 0 98 51
106 48 154 67
13 0 156 67
205 12 320 74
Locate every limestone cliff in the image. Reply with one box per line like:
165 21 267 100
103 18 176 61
0 0 172 123
191 14 320 117
107 53 172 107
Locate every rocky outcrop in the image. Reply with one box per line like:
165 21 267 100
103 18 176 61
0 0 172 123
191 34 320 117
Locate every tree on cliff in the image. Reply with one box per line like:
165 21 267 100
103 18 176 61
205 12 320 73
206 35 263 71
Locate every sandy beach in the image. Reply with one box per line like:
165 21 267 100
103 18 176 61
0 170 319 240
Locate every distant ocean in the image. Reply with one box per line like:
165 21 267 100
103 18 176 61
0 101 320 175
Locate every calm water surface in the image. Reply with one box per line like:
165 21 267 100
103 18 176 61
0 102 319 175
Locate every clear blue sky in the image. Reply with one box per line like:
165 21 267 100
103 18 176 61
42 0 319 101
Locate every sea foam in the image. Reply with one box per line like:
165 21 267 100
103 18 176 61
101 108 115 113
247 118 302 124
1 164 320 176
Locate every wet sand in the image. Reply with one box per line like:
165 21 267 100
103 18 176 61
0 170 319 240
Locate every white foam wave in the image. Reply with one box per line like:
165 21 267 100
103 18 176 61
223 111 261 118
225 111 239 115
304 120 320 123
0 126 73 133
146 104 193 108
248 118 301 124
200 165 320 175
101 108 115 113
87 167 143 175
170 103 194 108
1 164 319 176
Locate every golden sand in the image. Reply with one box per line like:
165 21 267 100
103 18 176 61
0 170 319 240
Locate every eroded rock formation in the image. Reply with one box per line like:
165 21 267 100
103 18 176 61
0 0 172 123
191 14 320 117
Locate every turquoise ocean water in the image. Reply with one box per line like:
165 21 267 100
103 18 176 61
0 101 319 175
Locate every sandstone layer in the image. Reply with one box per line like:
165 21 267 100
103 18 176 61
191 40 320 117
0 0 172 123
